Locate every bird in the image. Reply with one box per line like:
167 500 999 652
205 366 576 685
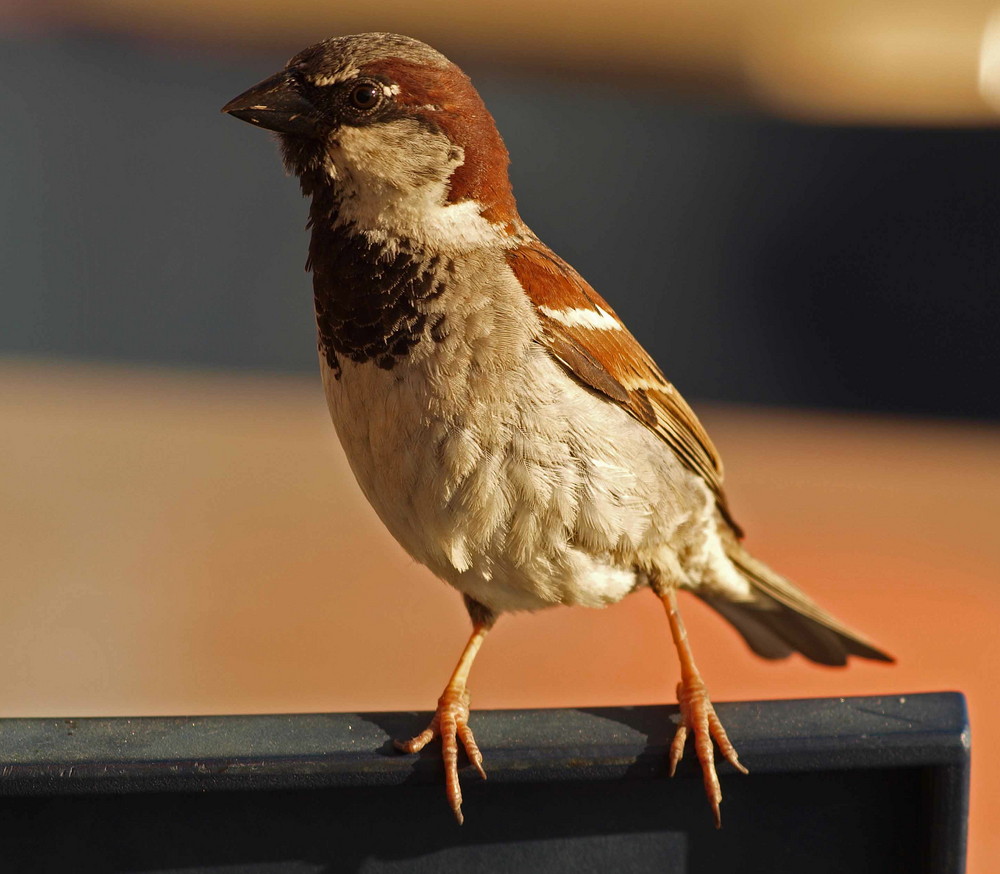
222 32 893 828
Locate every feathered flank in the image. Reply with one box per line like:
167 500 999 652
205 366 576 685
507 240 743 536
506 239 892 667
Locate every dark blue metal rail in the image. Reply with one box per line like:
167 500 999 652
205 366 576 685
0 692 969 872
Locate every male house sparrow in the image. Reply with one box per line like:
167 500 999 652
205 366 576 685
223 33 892 827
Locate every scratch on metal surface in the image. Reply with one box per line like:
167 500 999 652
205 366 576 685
851 705 916 726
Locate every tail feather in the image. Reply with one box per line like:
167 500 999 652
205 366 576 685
701 541 894 667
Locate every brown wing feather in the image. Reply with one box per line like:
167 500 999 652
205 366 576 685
506 241 741 534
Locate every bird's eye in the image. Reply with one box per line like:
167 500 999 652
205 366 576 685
348 81 382 111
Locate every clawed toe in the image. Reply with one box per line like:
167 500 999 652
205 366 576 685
670 678 748 828
395 685 486 824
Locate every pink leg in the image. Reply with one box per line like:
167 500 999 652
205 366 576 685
659 587 748 828
394 622 490 824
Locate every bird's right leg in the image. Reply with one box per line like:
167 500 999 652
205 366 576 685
394 601 496 824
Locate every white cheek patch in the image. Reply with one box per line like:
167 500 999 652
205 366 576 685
326 123 509 252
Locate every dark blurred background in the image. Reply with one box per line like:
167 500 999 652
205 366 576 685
3 20 999 418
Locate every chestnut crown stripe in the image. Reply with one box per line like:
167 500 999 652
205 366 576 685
506 241 737 527
365 57 519 227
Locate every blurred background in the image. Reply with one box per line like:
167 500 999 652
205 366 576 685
2 0 999 867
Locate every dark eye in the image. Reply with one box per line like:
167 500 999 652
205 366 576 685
348 81 382 111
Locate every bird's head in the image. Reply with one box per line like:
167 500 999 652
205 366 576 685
223 33 520 244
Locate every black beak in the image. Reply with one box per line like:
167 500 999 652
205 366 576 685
222 71 322 137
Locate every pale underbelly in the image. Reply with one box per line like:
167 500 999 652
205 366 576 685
319 347 708 613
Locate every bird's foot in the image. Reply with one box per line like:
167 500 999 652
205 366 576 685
394 684 486 824
669 676 748 828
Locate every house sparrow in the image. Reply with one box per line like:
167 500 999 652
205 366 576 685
222 33 893 828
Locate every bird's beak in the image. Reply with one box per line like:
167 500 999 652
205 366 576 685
222 71 322 137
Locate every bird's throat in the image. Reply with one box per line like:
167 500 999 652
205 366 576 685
308 217 451 379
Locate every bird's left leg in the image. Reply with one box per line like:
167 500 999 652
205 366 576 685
394 598 496 824
657 585 748 828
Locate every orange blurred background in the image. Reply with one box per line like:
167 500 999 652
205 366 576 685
3 361 997 866
2 1 999 869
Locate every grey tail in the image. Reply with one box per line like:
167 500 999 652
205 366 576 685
697 541 894 668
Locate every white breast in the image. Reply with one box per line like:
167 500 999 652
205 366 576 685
319 258 734 613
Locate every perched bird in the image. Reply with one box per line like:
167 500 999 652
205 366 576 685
222 33 893 827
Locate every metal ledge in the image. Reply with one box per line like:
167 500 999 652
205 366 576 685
0 692 970 873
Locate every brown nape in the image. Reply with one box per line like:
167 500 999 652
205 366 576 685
363 58 520 227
